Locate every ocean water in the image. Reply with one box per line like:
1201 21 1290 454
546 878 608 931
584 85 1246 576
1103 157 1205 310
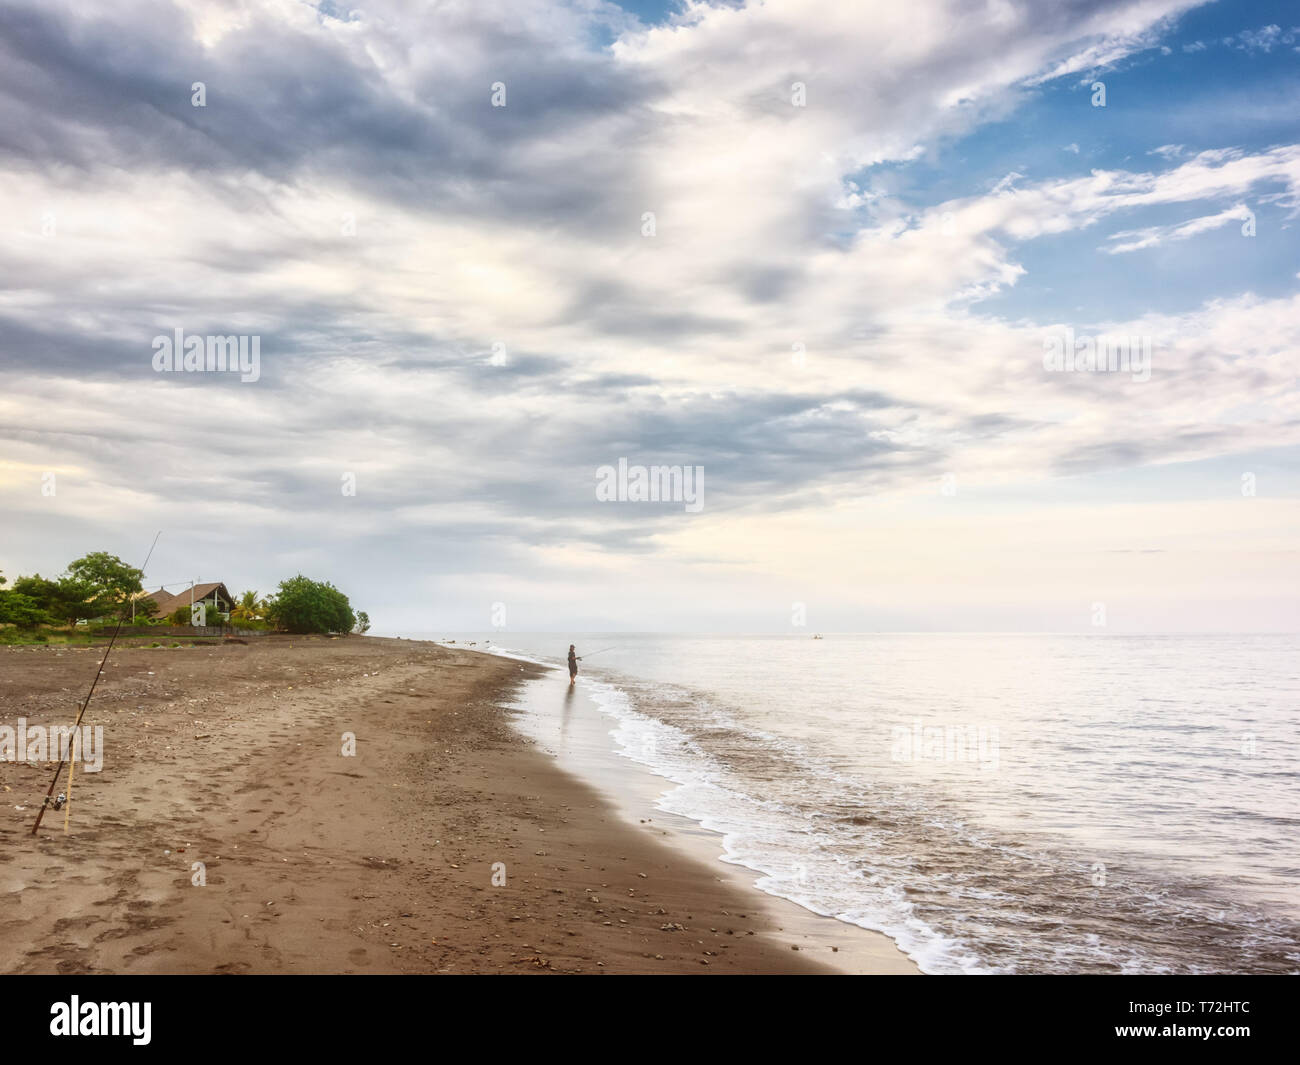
420 632 1300 974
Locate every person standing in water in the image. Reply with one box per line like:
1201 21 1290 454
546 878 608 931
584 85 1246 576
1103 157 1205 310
567 644 578 685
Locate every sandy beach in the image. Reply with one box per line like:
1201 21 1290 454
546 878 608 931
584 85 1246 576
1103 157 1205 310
0 635 911 974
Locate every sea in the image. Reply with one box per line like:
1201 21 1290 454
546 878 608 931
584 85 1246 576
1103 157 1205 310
400 632 1300 974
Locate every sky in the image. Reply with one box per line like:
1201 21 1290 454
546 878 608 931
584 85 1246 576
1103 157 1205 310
0 0 1296 634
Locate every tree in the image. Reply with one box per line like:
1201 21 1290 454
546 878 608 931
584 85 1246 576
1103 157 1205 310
0 570 55 629
9 574 96 626
266 575 356 634
0 591 52 629
231 589 262 622
65 552 146 617
353 611 371 635
1 555 150 628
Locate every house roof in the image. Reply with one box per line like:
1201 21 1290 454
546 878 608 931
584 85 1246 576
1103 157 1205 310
143 582 233 619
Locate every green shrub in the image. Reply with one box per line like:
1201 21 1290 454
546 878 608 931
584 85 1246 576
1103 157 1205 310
0 591 53 629
266 575 356 634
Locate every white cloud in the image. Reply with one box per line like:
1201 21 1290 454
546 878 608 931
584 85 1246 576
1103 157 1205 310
1103 204 1253 253
0 0 1295 629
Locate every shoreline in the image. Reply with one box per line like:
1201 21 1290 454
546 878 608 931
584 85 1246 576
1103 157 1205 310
1 635 845 973
504 657 919 974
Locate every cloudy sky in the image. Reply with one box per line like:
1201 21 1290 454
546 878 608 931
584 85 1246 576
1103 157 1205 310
1 0 1297 633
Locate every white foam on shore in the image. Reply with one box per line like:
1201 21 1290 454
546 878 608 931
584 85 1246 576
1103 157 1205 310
468 642 556 669
479 641 975 971
542 671 977 973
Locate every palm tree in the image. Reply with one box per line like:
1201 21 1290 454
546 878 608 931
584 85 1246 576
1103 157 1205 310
232 589 261 622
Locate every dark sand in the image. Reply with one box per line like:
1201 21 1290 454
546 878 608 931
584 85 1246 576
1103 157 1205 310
0 635 855 973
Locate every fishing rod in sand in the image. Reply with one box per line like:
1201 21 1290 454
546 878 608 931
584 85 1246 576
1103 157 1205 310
31 531 162 837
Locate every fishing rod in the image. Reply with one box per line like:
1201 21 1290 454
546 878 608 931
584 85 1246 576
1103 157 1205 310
577 646 618 660
31 531 162 836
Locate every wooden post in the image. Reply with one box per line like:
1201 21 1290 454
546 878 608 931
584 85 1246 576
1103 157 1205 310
63 730 76 834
